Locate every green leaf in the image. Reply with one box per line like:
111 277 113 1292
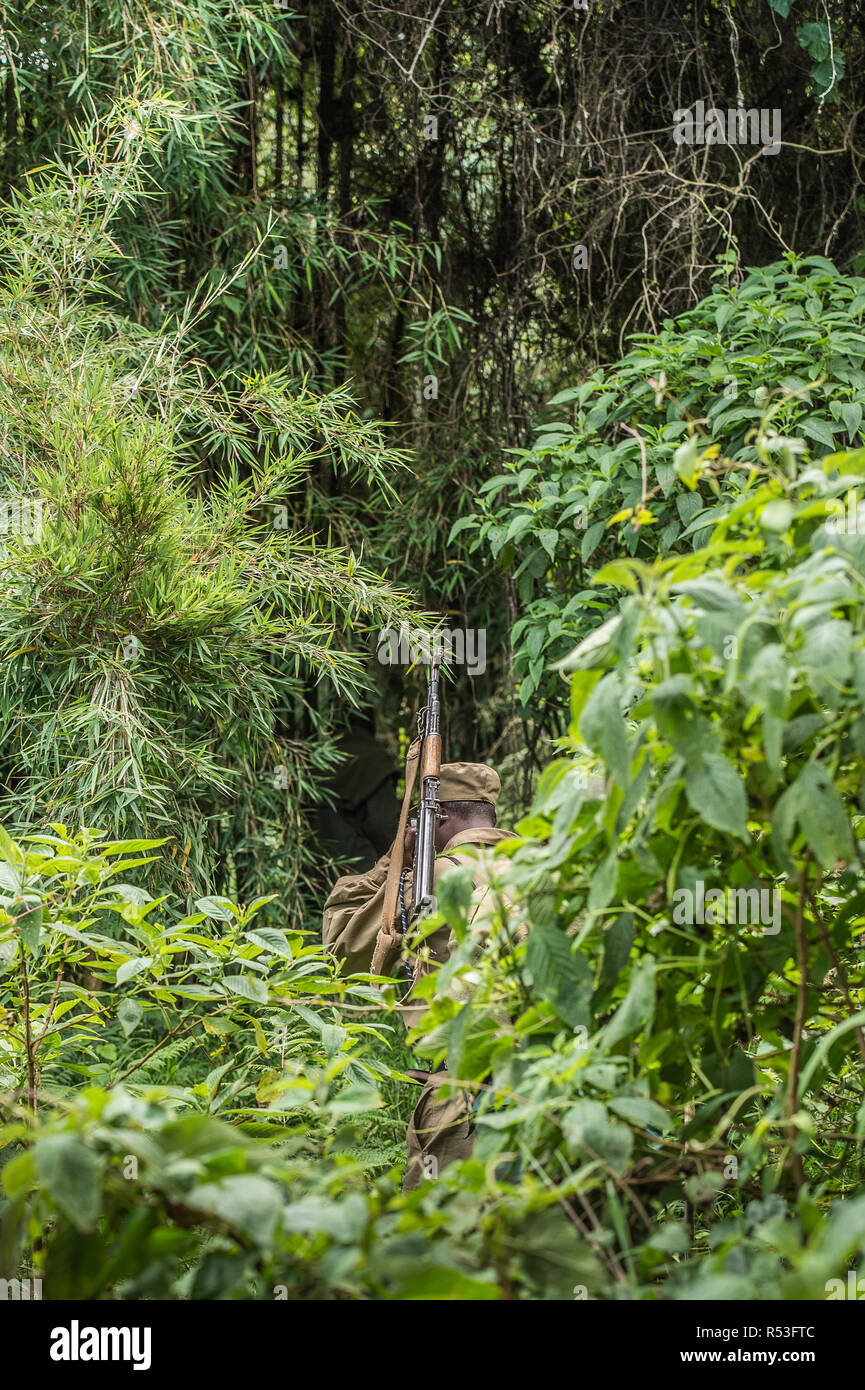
588 847 618 913
321 1023 346 1057
99 838 168 853
763 713 783 776
34 1134 101 1232
593 560 644 591
327 1083 382 1117
446 515 477 543
195 896 236 922
222 973 268 1005
547 386 581 406
525 925 593 1029
14 897 43 955
842 402 862 438
760 499 794 533
116 956 151 985
0 827 23 868
797 1010 865 1099
608 1096 672 1132
245 927 293 959
579 674 630 785
799 620 851 701
446 1001 470 1078
651 675 710 762
783 761 853 868
537 528 559 559
117 999 143 1037
800 417 836 448
569 669 602 726
648 1222 690 1253
673 436 700 489
188 1175 282 1246
280 1193 368 1240
581 520 604 561
557 613 623 671
672 577 746 622
685 754 748 840
743 643 789 717
604 957 655 1050
596 912 634 1002
563 1101 633 1173
2 1149 34 1198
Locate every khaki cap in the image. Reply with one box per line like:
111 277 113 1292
437 762 500 806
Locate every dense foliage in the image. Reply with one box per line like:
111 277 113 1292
418 440 865 1297
5 434 865 1298
2 0 865 1304
463 255 865 724
4 0 864 783
0 111 419 906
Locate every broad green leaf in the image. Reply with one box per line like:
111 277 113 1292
525 925 593 1029
743 643 789 717
685 753 748 840
0 827 23 867
117 999 143 1037
222 973 268 1005
787 761 853 868
245 927 293 959
195 897 237 923
580 674 630 785
188 1175 282 1246
760 499 794 532
34 1134 101 1232
604 957 655 1050
608 1096 672 1131
116 956 151 985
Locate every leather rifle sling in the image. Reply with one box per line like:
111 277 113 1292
370 737 420 976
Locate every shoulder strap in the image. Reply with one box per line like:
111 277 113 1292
370 738 420 976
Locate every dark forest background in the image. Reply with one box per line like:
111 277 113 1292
1 0 861 904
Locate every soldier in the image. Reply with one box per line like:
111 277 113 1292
322 761 514 1190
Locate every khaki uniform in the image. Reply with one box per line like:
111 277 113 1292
322 822 514 1190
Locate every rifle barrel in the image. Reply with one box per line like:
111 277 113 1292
411 647 442 916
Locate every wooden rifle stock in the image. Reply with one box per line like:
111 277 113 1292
369 644 442 977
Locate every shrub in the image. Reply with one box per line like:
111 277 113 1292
417 438 865 1296
459 255 865 720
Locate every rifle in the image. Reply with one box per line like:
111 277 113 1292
409 644 442 921
369 645 442 977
